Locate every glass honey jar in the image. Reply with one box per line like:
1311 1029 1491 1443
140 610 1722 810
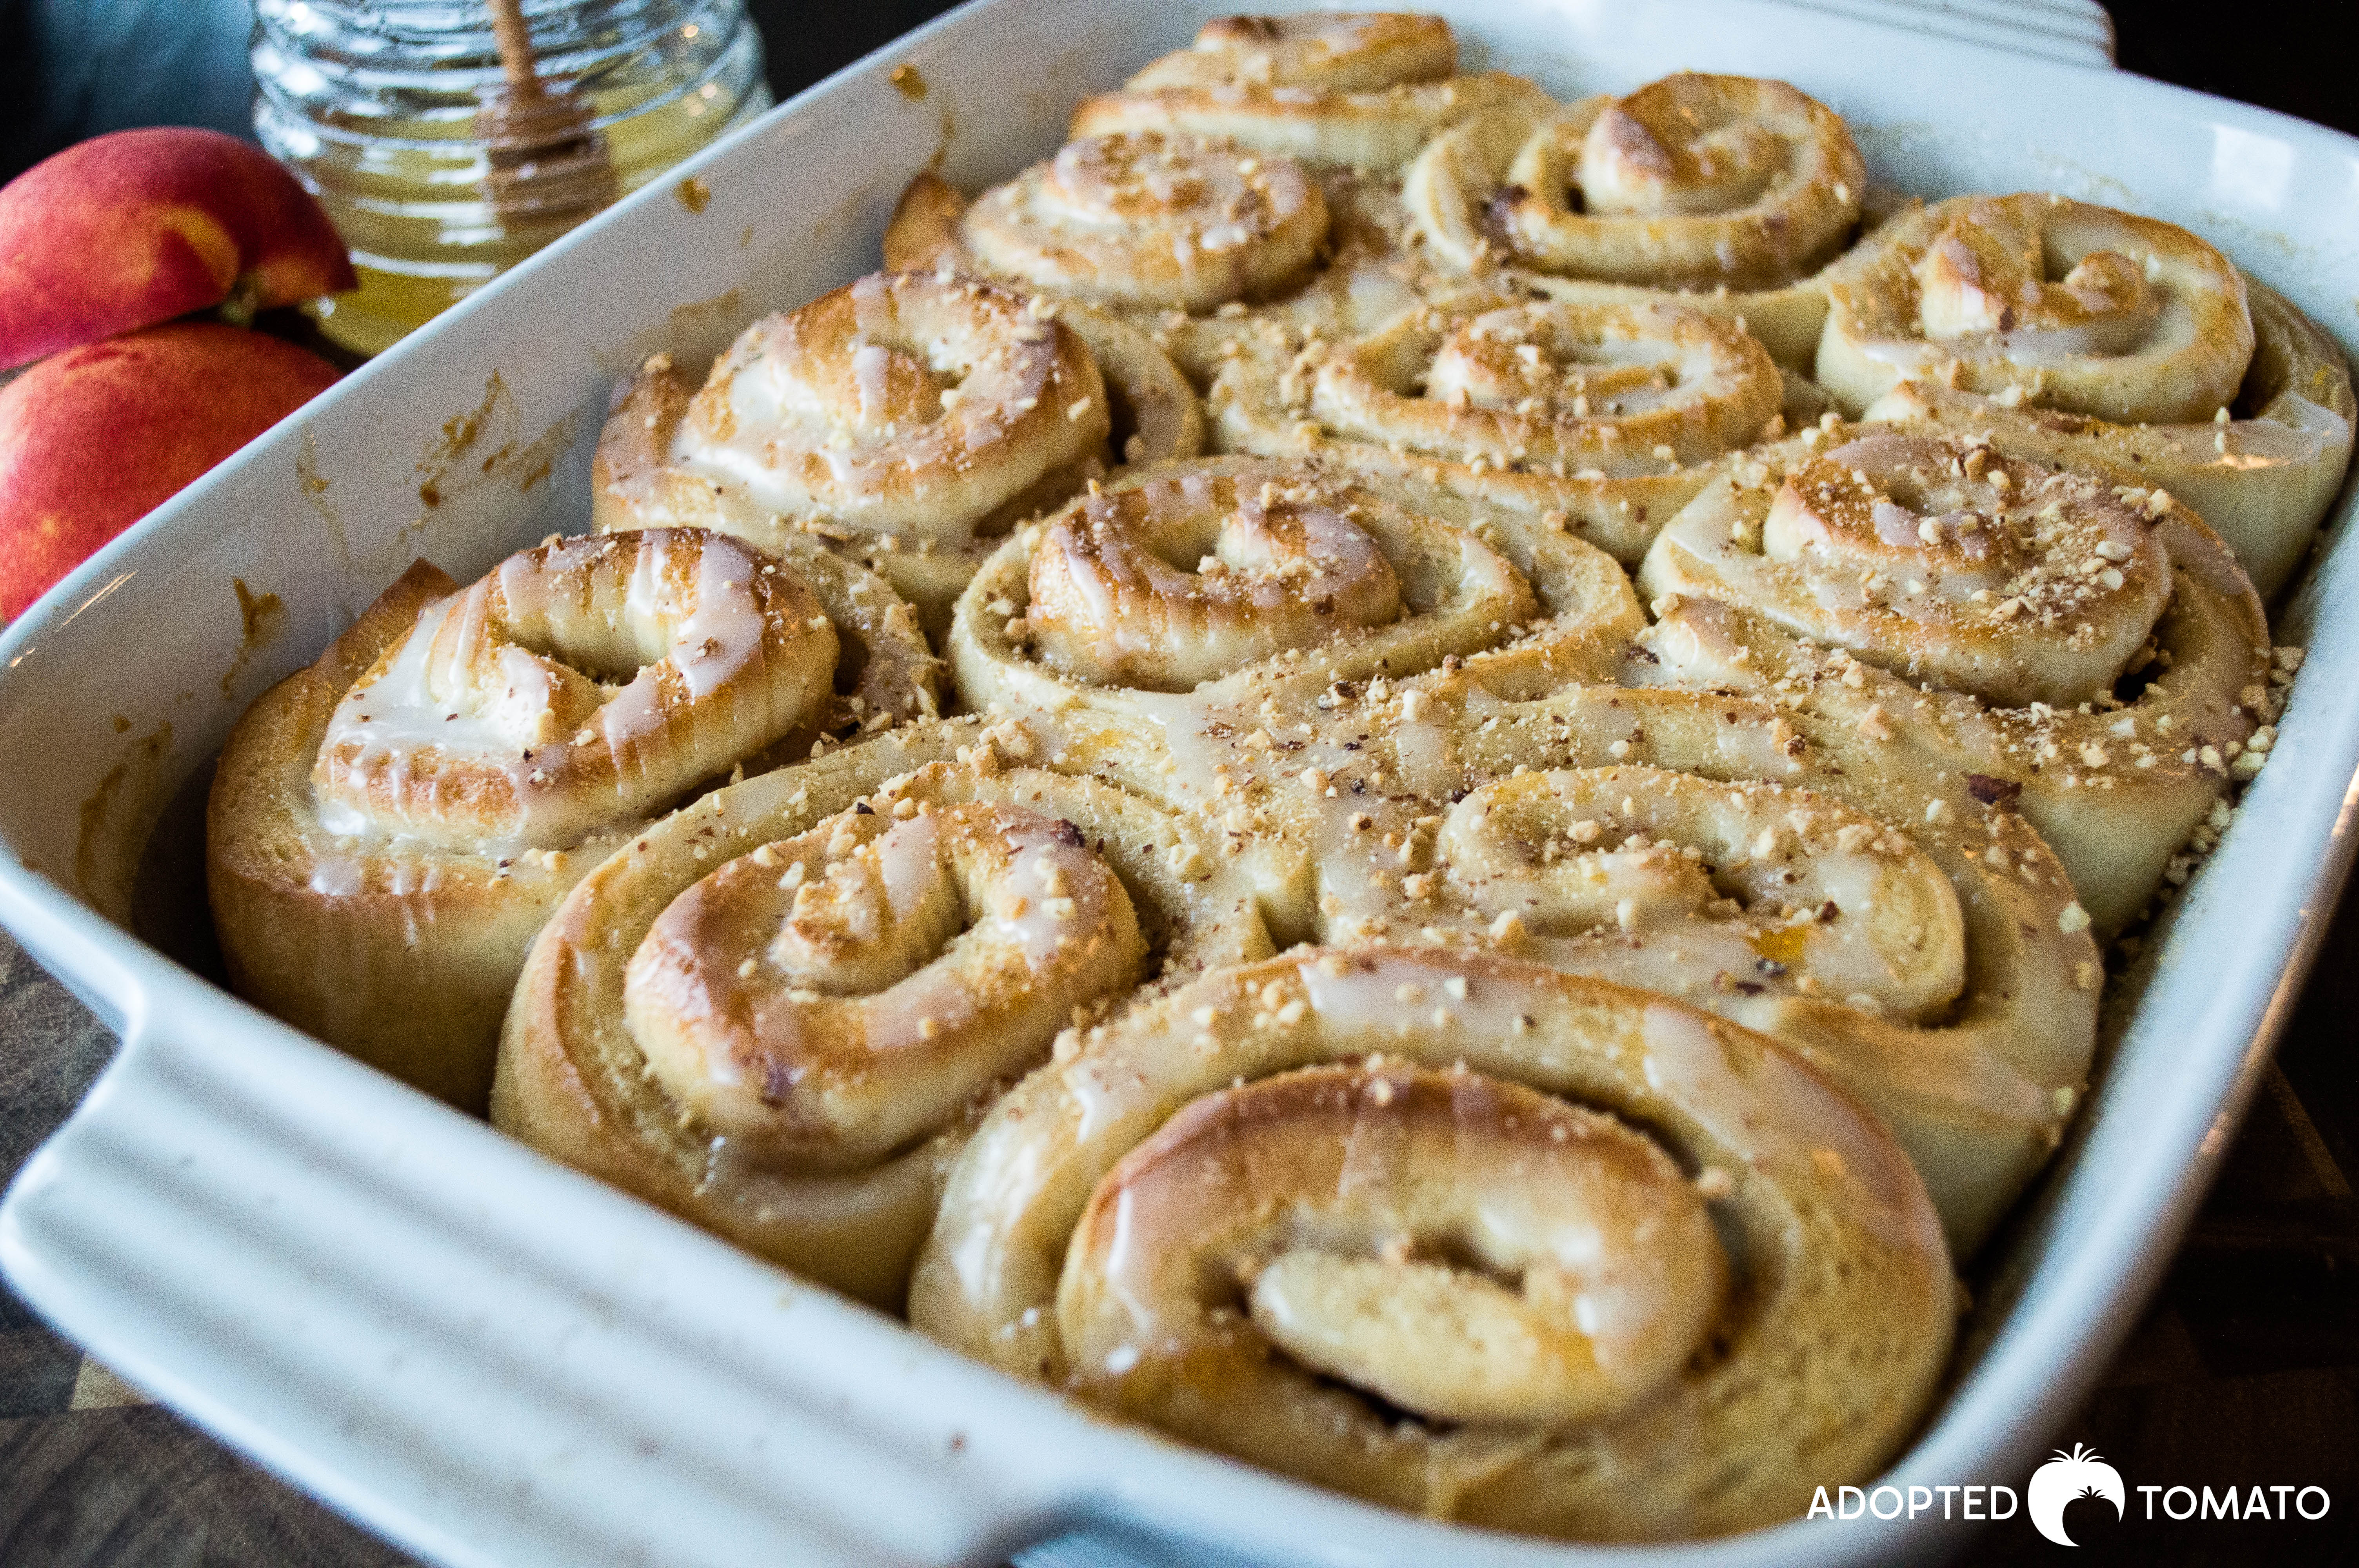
253 0 771 355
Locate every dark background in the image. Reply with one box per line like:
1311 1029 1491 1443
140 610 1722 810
1 3 2354 1565
7 2 2353 169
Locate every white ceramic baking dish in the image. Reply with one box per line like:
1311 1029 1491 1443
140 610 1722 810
1 2 2350 1564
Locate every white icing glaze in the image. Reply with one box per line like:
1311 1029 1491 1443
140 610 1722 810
964 134 1328 312
1068 1062 1725 1425
1821 195 2255 426
314 532 825 853
1641 429 2174 708
671 272 1106 547
626 800 1143 1171
1028 467 1404 689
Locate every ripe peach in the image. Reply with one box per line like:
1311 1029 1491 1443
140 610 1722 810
0 128 356 371
0 322 340 621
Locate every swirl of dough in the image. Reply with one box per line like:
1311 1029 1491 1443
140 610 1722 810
1024 460 1407 689
592 272 1204 630
493 739 1276 1306
886 150 1426 398
1647 428 2172 707
1817 194 2255 427
908 946 1951 1539
1350 763 2095 1252
919 134 1330 312
1409 74 1866 293
951 455 1670 750
681 274 1105 534
1330 296 1780 463
1209 286 1785 560
208 529 896 1111
1086 1064 1729 1430
1856 276 2354 598
1628 430 2269 933
1435 768 1965 1013
1072 13 1547 171
625 802 1145 1171
312 530 835 850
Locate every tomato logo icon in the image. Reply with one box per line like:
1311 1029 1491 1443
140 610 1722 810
2029 1443 2126 1546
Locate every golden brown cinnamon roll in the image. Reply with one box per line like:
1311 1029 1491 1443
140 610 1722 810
1330 763 2095 1252
909 946 1952 1539
1023 467 1406 691
1208 284 1787 561
208 529 920 1109
951 454 1641 738
1072 13 1547 171
1632 425 2272 932
885 128 1445 407
1818 196 2353 595
1404 74 1872 367
889 134 1330 313
1413 74 1865 290
493 738 1273 1307
1822 195 2252 423
592 271 1201 632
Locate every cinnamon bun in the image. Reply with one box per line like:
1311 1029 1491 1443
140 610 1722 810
1404 74 1873 367
1071 13 1547 172
209 529 880 1109
494 737 1273 1306
1207 283 1786 560
1336 762 2095 1252
909 946 1951 1539
949 455 1642 788
888 134 1330 313
1821 194 2253 423
1817 195 2353 593
886 131 1446 405
592 271 1201 631
1632 425 2271 932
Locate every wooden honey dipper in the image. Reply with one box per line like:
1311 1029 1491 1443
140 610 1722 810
476 0 618 227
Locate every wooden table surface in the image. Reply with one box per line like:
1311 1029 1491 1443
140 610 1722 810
4 5 2357 1566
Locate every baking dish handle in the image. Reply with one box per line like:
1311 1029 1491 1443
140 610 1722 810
0 990 1082 1568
